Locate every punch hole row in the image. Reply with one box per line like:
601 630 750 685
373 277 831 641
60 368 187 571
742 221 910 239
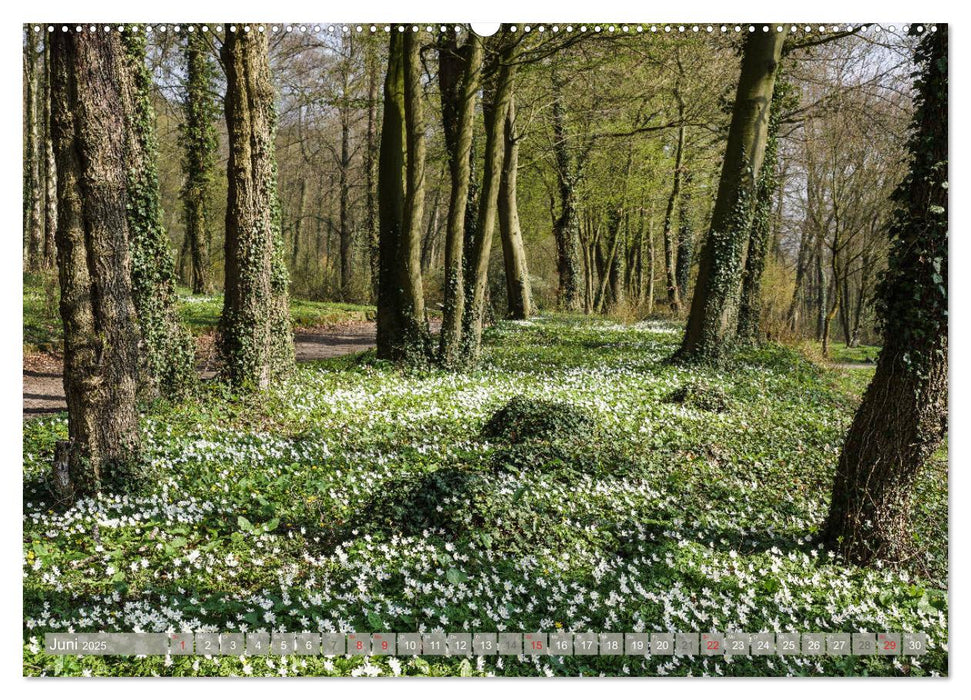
29 24 937 36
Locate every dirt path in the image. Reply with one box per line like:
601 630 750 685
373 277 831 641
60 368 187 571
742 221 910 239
23 320 439 419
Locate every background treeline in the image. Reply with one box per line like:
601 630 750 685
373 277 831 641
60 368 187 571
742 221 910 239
23 24 915 351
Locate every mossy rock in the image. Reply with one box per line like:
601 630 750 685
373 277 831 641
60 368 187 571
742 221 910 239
665 381 731 413
481 395 597 445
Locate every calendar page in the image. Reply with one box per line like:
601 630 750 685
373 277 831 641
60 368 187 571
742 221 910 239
19 8 949 682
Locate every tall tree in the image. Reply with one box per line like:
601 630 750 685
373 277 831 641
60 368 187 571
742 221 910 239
220 25 295 388
42 34 57 270
677 29 785 362
437 32 482 367
550 71 586 312
675 168 693 300
462 30 520 363
23 28 43 271
180 26 219 295
50 30 143 494
822 26 948 565
376 31 429 362
498 93 533 320
364 36 381 300
121 29 195 398
736 76 793 343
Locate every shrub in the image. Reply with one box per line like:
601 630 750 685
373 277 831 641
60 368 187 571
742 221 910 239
480 395 597 445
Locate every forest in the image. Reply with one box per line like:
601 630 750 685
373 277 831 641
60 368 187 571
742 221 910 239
22 22 947 678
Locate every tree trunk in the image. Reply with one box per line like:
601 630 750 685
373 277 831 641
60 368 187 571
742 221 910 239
498 94 532 320
219 26 295 389
376 31 429 362
339 107 353 300
181 26 218 296
737 78 786 344
461 31 519 363
822 27 948 567
550 73 585 312
437 33 482 367
24 29 44 271
121 29 195 398
365 37 380 301
661 123 686 312
42 35 57 270
677 29 785 362
675 169 693 302
50 29 142 495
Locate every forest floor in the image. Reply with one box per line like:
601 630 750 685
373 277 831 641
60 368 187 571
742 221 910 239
22 316 947 677
22 274 396 418
24 320 444 418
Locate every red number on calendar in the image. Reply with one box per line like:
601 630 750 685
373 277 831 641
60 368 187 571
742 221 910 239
381 641 388 650
884 640 897 651
357 641 363 650
707 640 719 650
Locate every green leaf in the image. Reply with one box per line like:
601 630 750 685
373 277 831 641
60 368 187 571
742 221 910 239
458 658 473 677
366 611 384 629
237 516 252 532
446 568 468 585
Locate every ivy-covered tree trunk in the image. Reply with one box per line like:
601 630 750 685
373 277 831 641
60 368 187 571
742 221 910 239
24 28 43 271
437 32 482 368
376 31 429 362
180 26 219 295
219 26 295 388
675 168 693 300
50 30 143 495
822 26 948 566
120 29 195 399
677 29 785 362
42 35 57 270
498 94 533 320
462 31 520 364
737 77 791 344
550 73 585 312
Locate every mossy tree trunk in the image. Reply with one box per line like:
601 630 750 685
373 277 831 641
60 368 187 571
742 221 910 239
461 30 520 364
498 94 533 320
180 26 219 295
219 26 295 389
437 32 482 368
822 26 948 566
120 30 195 399
737 76 793 344
376 31 429 362
50 29 143 495
677 29 785 362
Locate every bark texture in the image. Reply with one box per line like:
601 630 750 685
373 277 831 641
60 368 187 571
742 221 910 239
219 26 295 389
50 29 143 495
376 31 429 362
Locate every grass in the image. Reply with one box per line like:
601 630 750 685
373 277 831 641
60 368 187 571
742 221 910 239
22 316 947 677
22 272 376 352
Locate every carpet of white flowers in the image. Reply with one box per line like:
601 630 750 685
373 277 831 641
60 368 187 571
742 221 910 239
22 317 948 677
